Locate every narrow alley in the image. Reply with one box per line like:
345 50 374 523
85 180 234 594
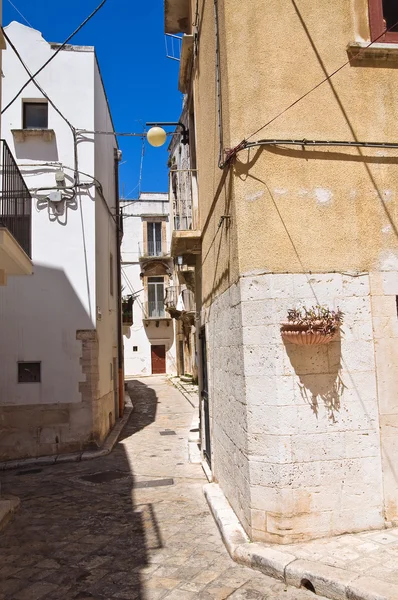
0 377 325 600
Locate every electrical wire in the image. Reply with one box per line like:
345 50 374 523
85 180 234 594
3 31 120 230
6 0 33 28
1 0 108 115
219 18 398 168
2 28 79 184
246 19 398 143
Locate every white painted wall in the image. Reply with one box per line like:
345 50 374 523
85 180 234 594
94 58 118 411
0 23 117 414
121 194 176 376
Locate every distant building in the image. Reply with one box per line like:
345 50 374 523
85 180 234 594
0 22 122 461
121 193 177 376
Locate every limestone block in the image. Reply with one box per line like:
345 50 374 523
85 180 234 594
247 434 292 463
342 274 370 297
242 344 284 377
340 340 376 373
242 324 281 346
292 273 343 303
372 316 398 339
240 274 274 301
247 404 298 436
330 506 384 534
370 295 396 317
285 559 357 600
251 509 266 531
249 460 320 489
245 375 295 407
292 486 341 512
380 271 398 295
241 299 275 327
291 432 346 463
267 510 333 541
283 343 329 376
250 485 294 513
347 576 398 600
234 543 296 580
338 370 377 404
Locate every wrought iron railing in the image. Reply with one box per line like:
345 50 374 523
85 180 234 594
138 242 168 259
148 240 162 257
0 140 32 257
165 286 179 309
169 168 197 231
165 286 195 313
182 288 195 312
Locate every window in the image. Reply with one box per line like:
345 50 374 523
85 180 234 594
369 0 398 42
18 362 41 383
133 346 138 352
23 102 48 129
147 222 162 256
147 276 165 318
110 253 114 296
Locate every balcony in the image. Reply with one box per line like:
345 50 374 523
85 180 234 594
165 286 195 322
0 140 32 283
169 168 201 259
164 0 190 34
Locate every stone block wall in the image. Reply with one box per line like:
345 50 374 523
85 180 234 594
369 272 398 524
206 272 390 543
205 282 252 533
0 329 113 461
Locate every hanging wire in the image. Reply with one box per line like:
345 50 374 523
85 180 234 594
1 0 108 115
6 0 33 27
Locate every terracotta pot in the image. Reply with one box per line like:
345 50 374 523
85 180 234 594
280 321 338 346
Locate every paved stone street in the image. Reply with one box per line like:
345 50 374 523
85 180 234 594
0 376 324 599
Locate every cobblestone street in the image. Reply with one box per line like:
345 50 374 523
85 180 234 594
0 376 324 599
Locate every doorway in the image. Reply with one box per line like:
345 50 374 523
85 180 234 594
200 327 211 466
151 344 166 374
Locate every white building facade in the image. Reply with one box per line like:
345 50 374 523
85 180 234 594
0 22 122 461
121 193 176 376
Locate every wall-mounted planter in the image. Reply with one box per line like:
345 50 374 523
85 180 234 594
281 321 337 346
281 306 343 346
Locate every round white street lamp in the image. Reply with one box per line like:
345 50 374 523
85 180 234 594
147 126 167 147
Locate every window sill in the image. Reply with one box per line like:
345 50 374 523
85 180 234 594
12 129 55 143
347 41 398 63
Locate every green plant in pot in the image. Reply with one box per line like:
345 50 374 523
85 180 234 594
281 305 343 346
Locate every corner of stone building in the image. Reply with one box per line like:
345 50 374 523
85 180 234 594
76 328 106 447
207 270 393 545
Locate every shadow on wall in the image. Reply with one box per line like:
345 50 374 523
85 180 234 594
0 379 162 598
284 338 346 422
13 135 59 161
0 263 100 461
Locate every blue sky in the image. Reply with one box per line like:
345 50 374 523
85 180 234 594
3 0 183 196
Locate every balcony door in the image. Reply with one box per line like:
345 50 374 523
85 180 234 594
147 222 162 256
147 276 165 318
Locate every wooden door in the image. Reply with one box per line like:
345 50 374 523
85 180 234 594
151 345 166 374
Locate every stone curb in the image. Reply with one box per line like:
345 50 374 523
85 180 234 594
204 483 398 600
166 375 199 409
0 397 134 472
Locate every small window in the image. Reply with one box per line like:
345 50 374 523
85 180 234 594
18 362 41 383
369 0 398 42
133 346 138 352
110 253 114 297
23 102 48 129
